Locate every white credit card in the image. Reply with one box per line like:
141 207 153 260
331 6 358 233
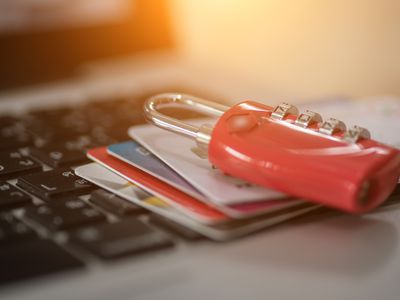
128 121 287 206
75 163 319 241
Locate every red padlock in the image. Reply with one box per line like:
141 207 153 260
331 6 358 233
144 93 400 213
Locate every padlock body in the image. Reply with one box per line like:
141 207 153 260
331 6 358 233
208 101 400 213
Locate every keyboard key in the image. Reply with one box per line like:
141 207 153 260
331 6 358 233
29 145 87 168
62 131 116 151
0 119 33 150
0 181 31 210
0 213 37 245
148 214 203 241
88 126 118 146
0 150 41 180
26 107 75 124
24 198 106 231
27 122 77 143
58 110 91 135
17 168 94 200
0 239 84 285
89 189 144 216
69 218 173 259
25 107 84 141
0 134 33 151
27 107 114 145
63 135 95 151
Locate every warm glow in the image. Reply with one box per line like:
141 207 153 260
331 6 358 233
170 0 400 99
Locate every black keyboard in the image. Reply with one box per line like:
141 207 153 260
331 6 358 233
0 90 206 286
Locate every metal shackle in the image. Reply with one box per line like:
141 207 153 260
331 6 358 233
144 93 229 156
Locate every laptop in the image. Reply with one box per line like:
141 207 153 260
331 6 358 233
0 1 400 299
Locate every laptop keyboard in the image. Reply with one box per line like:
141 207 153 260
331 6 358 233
0 90 204 285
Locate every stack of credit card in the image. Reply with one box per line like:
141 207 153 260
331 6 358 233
75 123 321 241
76 97 400 241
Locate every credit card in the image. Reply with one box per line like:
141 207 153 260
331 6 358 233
129 122 287 206
87 147 228 224
108 140 204 199
75 163 320 241
108 141 303 218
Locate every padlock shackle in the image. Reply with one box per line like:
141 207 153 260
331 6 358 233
144 93 229 139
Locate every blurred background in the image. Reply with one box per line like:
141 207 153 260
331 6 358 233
1 0 399 101
170 0 400 100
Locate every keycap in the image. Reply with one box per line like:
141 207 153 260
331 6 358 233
0 213 37 245
0 239 84 285
28 106 114 145
85 98 144 129
0 118 33 150
148 214 203 241
69 218 173 259
17 168 94 200
24 198 106 231
0 181 31 210
26 107 75 124
27 121 77 143
25 198 106 231
63 135 95 151
0 150 41 180
88 126 118 146
20 111 92 150
25 107 83 141
63 133 115 151
29 145 87 168
60 133 115 151
89 189 144 216
58 110 91 135
0 133 33 151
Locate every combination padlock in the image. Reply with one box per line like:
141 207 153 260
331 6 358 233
144 93 400 213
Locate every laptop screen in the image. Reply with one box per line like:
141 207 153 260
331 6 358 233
0 0 174 91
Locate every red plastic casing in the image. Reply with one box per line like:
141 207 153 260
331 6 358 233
208 101 400 213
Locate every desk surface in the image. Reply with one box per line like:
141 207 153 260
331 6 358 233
0 57 399 300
